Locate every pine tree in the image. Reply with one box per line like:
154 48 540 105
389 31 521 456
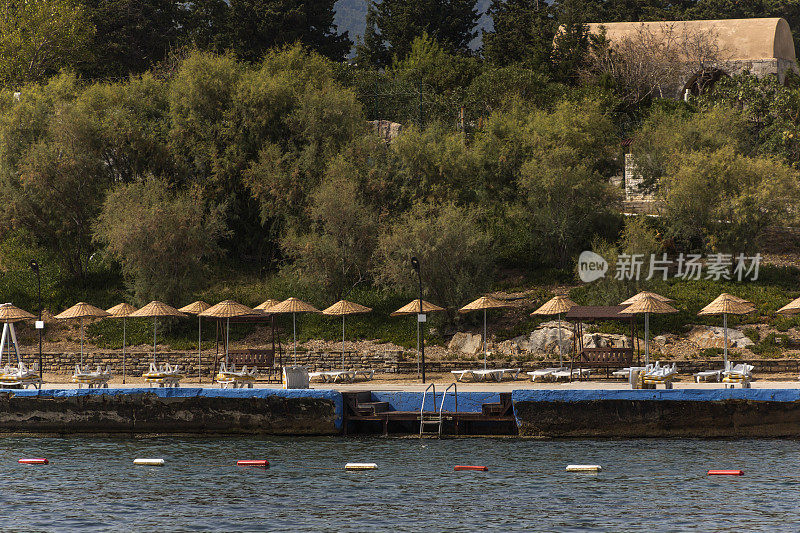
551 0 590 84
483 0 555 69
362 0 479 63
354 4 390 68
184 0 352 63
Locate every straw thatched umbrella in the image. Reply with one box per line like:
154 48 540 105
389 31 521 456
531 295 577 368
620 295 678 366
129 301 186 366
323 300 372 371
777 297 800 315
620 291 675 306
179 301 211 381
254 299 280 312
267 298 322 364
106 303 137 383
390 299 445 376
698 293 755 369
55 303 110 366
0 303 35 367
199 300 255 369
459 296 513 370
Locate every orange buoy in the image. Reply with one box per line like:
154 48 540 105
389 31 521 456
19 458 48 465
237 460 269 468
708 470 743 476
454 465 488 471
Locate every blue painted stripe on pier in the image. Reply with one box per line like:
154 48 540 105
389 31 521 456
371 391 500 413
511 389 800 403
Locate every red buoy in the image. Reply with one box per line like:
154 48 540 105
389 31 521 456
237 460 269 468
454 465 488 472
708 470 743 476
19 458 48 465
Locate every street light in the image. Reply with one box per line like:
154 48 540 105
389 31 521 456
29 260 42 379
410 256 425 383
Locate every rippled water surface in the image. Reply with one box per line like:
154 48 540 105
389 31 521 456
0 436 797 531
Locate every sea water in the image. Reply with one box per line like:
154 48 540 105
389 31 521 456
0 436 796 531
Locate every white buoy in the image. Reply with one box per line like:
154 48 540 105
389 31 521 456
566 464 602 472
345 462 377 470
134 458 165 466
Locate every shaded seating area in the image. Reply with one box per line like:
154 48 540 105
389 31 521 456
566 306 638 380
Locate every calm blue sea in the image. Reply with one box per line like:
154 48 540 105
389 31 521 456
0 436 795 531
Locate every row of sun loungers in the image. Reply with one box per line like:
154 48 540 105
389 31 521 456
216 363 258 388
308 370 375 383
451 368 522 382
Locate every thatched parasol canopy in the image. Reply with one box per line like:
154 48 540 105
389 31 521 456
697 293 755 316
620 291 675 306
390 299 445 316
268 297 321 314
179 301 211 315
129 301 186 318
620 295 678 315
199 300 254 319
777 296 800 315
0 303 35 323
106 303 136 319
458 295 512 313
254 299 281 312
55 302 110 320
323 300 372 316
531 295 577 316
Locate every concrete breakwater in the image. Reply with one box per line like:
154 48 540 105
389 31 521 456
4 388 800 437
513 389 800 438
0 389 341 435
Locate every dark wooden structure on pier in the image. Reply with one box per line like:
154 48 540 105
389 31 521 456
341 391 518 436
565 306 639 378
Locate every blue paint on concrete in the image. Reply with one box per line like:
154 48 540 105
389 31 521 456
0 388 344 429
511 388 800 404
371 391 500 413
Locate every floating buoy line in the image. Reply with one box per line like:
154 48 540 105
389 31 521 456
14 458 750 477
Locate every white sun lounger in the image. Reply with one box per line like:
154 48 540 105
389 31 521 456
642 363 677 389
0 362 42 389
217 363 258 388
552 368 591 381
72 365 112 388
527 368 568 382
144 362 183 388
451 370 476 382
723 363 754 388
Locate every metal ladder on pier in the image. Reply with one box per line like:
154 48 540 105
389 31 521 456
419 383 457 438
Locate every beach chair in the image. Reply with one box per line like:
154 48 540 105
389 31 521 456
723 363 754 388
641 362 677 389
553 368 590 381
0 362 42 389
451 370 476 382
72 365 112 388
354 369 374 382
693 370 723 383
144 362 183 388
216 363 258 388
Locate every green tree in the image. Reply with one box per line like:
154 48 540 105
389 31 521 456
94 179 227 303
483 0 555 69
373 201 494 313
0 0 95 87
363 0 479 62
551 0 590 84
282 171 378 300
184 0 352 62
354 4 391 68
660 147 800 252
78 0 180 79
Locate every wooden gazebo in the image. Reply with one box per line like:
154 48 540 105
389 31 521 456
564 306 640 378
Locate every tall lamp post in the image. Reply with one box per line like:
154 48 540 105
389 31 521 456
29 260 42 379
411 256 425 383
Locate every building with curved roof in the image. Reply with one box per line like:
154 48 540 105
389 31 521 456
587 18 798 94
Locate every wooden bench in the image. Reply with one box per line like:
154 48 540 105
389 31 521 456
571 347 634 379
215 349 280 383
